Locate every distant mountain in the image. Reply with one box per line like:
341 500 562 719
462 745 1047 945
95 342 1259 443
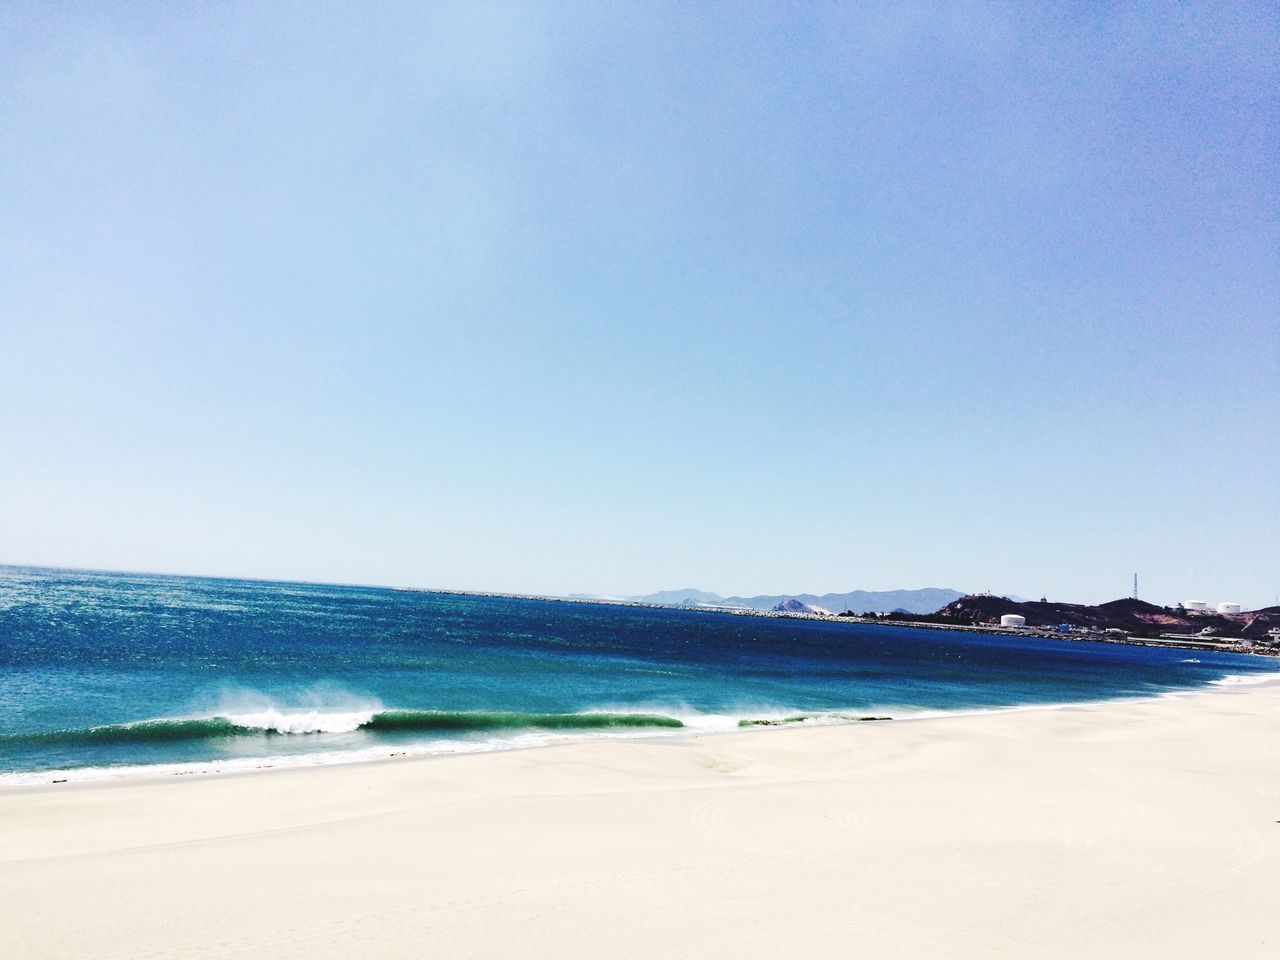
627 588 728 606
624 587 965 615
727 588 964 615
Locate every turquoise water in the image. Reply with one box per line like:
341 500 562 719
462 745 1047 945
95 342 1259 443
1 565 1274 783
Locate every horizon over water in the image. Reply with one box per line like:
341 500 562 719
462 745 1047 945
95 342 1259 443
1 564 1276 785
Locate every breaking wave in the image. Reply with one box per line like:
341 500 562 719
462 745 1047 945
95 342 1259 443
1206 673 1280 687
0 709 689 749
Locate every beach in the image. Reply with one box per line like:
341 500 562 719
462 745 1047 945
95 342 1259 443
2 680 1277 959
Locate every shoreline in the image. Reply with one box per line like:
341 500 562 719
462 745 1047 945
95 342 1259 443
407 586 1280 656
4 679 1279 958
5 670 1276 791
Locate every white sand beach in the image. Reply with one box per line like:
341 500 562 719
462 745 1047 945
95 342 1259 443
2 680 1278 959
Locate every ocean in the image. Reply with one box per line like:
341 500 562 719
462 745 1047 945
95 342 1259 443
1 565 1274 784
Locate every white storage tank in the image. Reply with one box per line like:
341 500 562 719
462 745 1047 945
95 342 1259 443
1217 602 1241 614
1000 614 1026 628
1184 600 1209 611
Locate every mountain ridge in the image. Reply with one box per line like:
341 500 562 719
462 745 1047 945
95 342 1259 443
621 587 965 615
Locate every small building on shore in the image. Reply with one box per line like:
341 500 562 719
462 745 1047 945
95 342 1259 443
1000 614 1026 628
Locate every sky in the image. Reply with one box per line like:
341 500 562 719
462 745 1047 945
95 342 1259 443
1 2 1277 607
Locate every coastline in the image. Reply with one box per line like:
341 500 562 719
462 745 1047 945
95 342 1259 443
4 679 1279 958
5 672 1276 790
409 586 1279 657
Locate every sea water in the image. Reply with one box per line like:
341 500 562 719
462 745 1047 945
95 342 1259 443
1 565 1275 783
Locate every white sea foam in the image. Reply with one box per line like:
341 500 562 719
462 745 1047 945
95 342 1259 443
0 726 690 787
1207 673 1280 687
225 708 378 734
200 686 385 734
596 706 744 733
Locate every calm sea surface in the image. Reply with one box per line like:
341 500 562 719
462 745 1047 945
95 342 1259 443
1 565 1274 783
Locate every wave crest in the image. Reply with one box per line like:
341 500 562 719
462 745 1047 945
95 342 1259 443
0 709 687 749
365 710 685 732
226 709 374 734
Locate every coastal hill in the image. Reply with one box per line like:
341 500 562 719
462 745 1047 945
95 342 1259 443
772 598 831 615
625 587 964 615
915 595 1280 641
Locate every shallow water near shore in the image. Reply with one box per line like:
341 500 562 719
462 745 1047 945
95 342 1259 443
1 565 1275 783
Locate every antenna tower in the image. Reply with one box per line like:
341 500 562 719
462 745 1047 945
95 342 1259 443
1132 572 1138 600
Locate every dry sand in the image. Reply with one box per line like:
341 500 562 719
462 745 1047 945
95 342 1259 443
2 680 1278 959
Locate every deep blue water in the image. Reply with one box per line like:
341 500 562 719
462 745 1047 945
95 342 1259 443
1 565 1275 782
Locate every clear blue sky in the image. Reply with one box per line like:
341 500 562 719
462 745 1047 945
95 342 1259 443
2 2 1276 607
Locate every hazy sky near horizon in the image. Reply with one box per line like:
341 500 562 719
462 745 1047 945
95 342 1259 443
2 2 1277 607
